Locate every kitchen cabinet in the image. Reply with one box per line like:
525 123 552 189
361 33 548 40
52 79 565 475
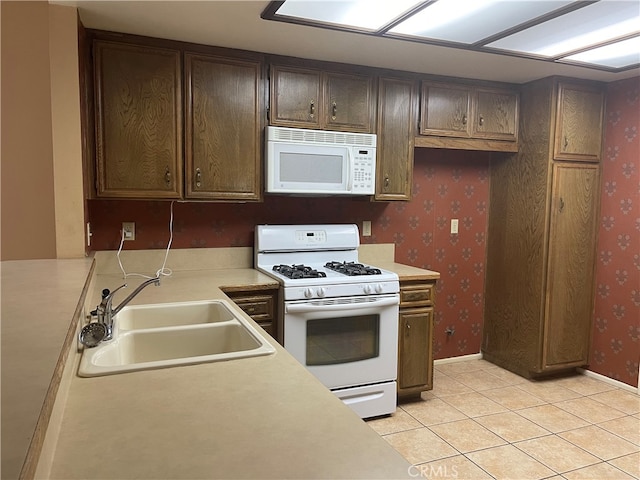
554 82 604 162
417 81 519 152
375 76 418 201
483 77 603 378
185 52 263 201
93 40 183 198
223 287 281 344
397 280 435 396
269 64 375 133
92 34 265 201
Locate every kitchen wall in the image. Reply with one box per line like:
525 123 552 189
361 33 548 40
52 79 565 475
590 76 640 387
85 74 639 388
0 1 85 261
89 149 492 360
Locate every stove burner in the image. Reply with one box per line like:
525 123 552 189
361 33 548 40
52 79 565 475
325 261 382 276
273 264 327 280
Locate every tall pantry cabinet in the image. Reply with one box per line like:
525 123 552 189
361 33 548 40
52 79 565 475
483 77 604 378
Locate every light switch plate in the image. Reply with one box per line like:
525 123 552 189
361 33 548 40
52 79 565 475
362 221 372 237
450 219 459 235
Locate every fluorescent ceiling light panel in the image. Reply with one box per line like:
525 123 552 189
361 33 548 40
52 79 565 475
275 0 423 31
487 1 640 57
389 0 574 44
562 36 640 68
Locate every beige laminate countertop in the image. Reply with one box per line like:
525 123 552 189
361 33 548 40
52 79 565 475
1 258 95 480
48 269 413 479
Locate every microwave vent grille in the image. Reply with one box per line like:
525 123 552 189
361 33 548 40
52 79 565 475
270 127 376 147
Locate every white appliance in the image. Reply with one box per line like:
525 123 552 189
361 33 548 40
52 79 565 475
255 224 399 419
265 126 377 196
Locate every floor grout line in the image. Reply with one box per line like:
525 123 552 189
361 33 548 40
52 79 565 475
369 359 640 479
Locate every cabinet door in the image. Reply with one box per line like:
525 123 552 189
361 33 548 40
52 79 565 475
420 82 472 137
473 88 519 141
325 72 374 132
398 307 433 391
554 83 604 162
270 65 322 128
94 41 182 198
185 53 262 201
375 77 418 201
543 163 599 370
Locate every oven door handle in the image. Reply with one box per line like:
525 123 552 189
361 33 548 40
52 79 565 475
286 296 399 313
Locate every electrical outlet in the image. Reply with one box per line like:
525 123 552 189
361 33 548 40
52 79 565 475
122 222 135 241
450 219 459 235
362 220 372 237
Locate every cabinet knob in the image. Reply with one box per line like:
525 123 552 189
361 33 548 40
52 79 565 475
331 101 337 120
165 167 171 186
462 114 467 126
559 197 565 213
563 136 569 149
195 168 202 188
479 115 484 126
309 100 315 119
384 176 390 188
406 320 411 330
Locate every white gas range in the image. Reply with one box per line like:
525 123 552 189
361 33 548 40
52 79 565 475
255 224 399 419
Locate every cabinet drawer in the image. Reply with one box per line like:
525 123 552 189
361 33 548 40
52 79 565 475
230 295 275 322
400 283 434 307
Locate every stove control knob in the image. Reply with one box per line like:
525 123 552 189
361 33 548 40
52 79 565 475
363 284 373 295
304 288 315 299
317 287 327 298
375 284 384 294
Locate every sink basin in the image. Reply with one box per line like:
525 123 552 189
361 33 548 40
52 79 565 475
78 300 275 377
117 300 236 330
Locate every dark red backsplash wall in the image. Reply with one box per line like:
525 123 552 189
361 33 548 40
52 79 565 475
89 149 492 361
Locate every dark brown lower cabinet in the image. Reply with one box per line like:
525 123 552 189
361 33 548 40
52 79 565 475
397 280 435 397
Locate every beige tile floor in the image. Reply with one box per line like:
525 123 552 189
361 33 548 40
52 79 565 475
367 359 640 479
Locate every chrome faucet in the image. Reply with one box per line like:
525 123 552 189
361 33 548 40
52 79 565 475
94 277 160 340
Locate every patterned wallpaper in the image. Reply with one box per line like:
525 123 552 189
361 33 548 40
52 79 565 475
89 149 491 362
590 76 640 388
88 78 639 386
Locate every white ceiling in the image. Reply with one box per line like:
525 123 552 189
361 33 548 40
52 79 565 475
55 0 639 84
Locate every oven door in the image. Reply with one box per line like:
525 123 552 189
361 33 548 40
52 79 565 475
283 294 399 390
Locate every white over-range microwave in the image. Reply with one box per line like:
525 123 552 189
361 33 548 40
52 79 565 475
265 126 377 196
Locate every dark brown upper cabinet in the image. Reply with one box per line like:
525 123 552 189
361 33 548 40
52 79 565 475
270 64 375 133
184 52 263 201
93 40 183 198
554 82 604 162
417 81 519 152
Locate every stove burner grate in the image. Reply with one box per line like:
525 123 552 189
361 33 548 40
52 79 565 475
324 261 382 276
273 264 327 279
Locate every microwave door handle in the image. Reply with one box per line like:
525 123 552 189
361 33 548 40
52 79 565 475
346 148 352 191
285 296 399 314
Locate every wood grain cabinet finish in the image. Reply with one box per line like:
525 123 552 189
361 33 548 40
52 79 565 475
420 83 472 138
544 163 599 369
185 53 263 201
94 41 183 198
418 81 519 152
375 76 418 201
554 82 604 162
397 280 435 396
223 288 280 344
270 65 375 133
483 77 603 379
